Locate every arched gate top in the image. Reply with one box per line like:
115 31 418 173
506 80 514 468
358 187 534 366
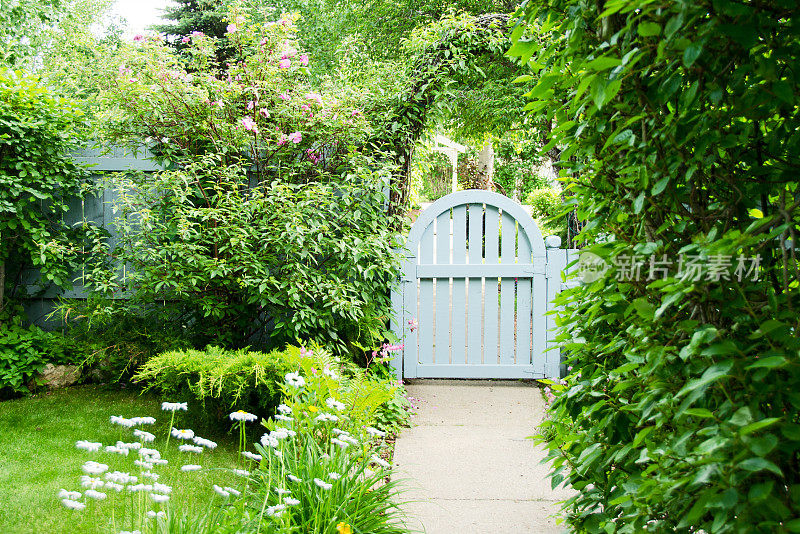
406 189 546 257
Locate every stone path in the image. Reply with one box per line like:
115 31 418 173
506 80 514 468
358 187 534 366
392 380 573 533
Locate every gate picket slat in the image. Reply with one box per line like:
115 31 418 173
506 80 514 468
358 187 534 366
483 206 500 363
499 211 516 365
434 212 451 363
467 204 483 365
418 224 435 368
517 225 534 365
451 206 467 364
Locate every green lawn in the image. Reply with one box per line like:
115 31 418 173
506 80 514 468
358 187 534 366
0 385 247 533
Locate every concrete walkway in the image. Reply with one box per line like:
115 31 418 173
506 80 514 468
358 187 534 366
392 380 572 533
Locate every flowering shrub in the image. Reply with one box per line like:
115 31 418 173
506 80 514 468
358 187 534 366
88 9 401 354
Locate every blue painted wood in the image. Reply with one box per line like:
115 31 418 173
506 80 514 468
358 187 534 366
389 190 568 380
483 206 500 365
451 205 467 364
499 211 516 365
466 203 483 365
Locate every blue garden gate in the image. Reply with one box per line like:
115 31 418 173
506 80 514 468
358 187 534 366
390 190 571 380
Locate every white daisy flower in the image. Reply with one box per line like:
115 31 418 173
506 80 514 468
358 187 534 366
58 489 81 500
146 510 166 519
287 474 302 483
181 464 202 472
117 441 142 450
315 413 339 423
276 404 292 414
270 428 290 440
119 530 141 534
85 489 107 500
225 487 241 497
82 461 109 475
133 430 156 442
193 436 217 449
330 438 349 449
340 435 359 445
274 449 282 458
274 414 293 422
284 372 305 388
110 415 136 428
331 428 349 436
104 445 129 456
229 410 258 422
152 483 172 494
143 471 159 481
134 460 154 470
328 472 341 480
266 504 286 516
150 493 169 503
285 497 300 505
128 483 153 492
76 440 102 452
139 448 161 459
105 471 136 484
313 478 332 490
61 499 85 510
260 434 279 448
131 416 156 426
161 402 188 412
212 485 230 498
364 426 387 438
151 458 168 466
325 398 346 411
274 488 291 495
171 428 194 440
179 444 203 454
371 455 391 469
241 451 262 461
232 469 250 477
80 476 105 489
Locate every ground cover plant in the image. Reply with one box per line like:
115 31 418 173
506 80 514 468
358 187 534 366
511 0 800 532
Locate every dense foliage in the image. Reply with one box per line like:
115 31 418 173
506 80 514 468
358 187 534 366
88 14 401 355
0 68 98 318
511 0 800 531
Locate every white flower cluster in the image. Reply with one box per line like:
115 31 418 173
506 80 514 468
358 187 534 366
325 397 346 411
284 372 305 388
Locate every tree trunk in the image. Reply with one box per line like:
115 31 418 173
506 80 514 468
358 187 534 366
477 141 495 190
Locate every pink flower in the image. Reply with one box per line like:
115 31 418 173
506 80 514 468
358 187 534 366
278 92 290 100
408 318 418 332
133 34 144 42
279 58 291 69
181 36 191 44
351 109 362 117
191 31 204 38
305 93 323 106
226 23 238 33
259 108 269 118
300 104 311 112
277 134 288 146
299 54 309 66
287 131 302 144
247 101 255 110
241 116 258 133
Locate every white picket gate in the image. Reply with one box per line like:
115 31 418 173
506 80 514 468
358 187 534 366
390 190 573 380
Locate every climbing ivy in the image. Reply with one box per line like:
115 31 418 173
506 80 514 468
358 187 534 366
510 0 800 531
